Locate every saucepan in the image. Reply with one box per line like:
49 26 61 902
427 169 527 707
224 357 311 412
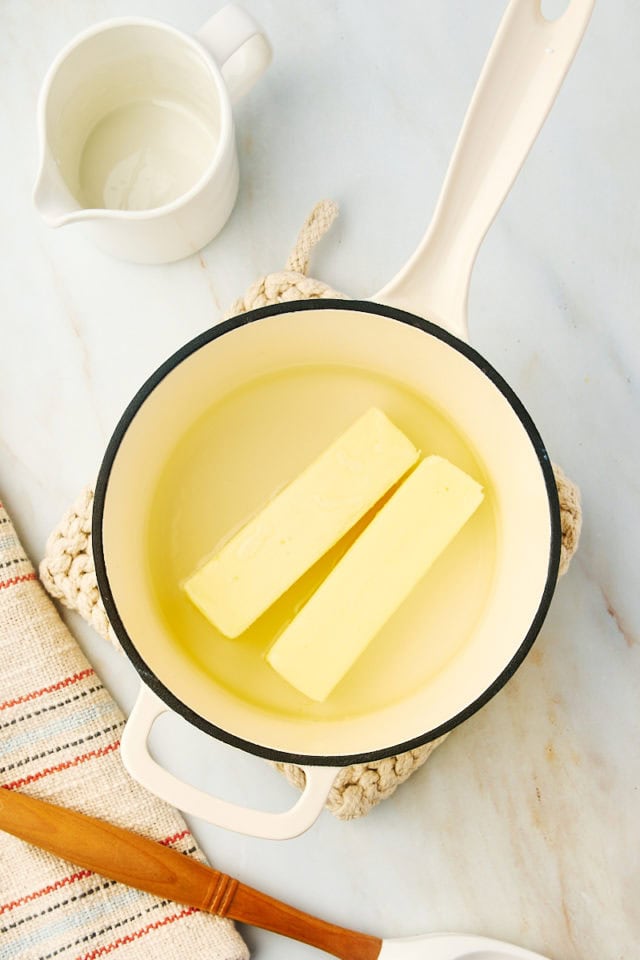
93 0 594 839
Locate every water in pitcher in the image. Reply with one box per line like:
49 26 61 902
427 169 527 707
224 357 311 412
78 99 217 211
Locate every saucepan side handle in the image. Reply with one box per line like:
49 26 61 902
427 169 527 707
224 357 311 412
374 0 595 340
120 684 339 840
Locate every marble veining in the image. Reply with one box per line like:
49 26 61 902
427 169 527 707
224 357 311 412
1 2 639 959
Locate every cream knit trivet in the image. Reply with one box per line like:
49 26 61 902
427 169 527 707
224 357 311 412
40 202 583 822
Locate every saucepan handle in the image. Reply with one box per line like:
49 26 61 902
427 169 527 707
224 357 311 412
375 0 595 340
120 684 339 840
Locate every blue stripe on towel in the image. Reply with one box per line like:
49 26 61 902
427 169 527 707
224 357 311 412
3 701 117 756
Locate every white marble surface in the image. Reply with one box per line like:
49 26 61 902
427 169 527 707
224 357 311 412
1 1 639 958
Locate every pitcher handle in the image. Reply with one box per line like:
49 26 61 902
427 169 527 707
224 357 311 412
374 0 595 340
197 3 272 104
120 684 339 840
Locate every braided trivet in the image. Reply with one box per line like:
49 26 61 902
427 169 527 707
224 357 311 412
40 202 582 820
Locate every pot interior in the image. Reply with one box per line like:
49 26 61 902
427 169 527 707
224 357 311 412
97 303 557 762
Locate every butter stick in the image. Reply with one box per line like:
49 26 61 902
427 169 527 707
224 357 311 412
184 408 419 637
266 456 484 701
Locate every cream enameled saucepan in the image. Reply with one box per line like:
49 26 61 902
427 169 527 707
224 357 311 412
94 0 594 840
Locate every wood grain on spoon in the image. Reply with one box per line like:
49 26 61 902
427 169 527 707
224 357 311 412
0 787 382 960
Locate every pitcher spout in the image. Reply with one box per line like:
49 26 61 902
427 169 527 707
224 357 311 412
33 152 84 227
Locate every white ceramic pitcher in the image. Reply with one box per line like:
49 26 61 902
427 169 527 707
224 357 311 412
33 4 271 264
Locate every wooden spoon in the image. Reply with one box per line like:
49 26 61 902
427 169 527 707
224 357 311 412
0 787 549 959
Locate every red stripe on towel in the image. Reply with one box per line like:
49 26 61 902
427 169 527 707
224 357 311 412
74 907 198 960
0 668 95 711
0 572 37 591
0 830 193 913
0 870 93 914
4 742 120 790
158 830 190 846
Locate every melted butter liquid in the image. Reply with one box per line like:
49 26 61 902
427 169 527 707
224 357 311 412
78 99 216 211
146 364 497 721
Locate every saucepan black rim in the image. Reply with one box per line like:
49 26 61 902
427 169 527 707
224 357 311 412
93 298 561 767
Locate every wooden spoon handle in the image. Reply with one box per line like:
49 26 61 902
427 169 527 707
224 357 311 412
0 788 382 960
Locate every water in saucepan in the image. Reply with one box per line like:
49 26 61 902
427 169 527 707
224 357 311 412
145 364 497 722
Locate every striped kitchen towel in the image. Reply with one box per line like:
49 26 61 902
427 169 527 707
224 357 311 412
0 497 248 960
